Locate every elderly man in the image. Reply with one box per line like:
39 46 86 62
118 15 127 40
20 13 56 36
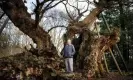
63 39 75 73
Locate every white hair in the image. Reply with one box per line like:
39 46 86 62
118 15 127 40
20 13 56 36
67 39 71 42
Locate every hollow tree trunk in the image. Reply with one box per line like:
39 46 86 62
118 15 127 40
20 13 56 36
67 2 120 77
78 30 101 77
67 7 104 77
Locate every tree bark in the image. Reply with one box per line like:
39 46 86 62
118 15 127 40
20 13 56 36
83 7 103 27
66 6 104 77
64 6 104 78
0 1 59 79
67 7 103 41
67 3 120 78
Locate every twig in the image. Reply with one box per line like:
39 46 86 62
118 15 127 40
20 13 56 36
48 25 67 33
0 12 5 20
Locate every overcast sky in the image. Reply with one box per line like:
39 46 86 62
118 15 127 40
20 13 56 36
24 0 95 17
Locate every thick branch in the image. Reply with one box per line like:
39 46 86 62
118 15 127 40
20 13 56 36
0 12 5 20
33 0 64 28
0 0 56 51
82 7 103 27
41 0 65 18
34 1 40 28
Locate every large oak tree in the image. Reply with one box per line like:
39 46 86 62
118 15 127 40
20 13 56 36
0 0 120 79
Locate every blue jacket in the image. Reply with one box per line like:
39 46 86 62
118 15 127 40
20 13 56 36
63 44 75 58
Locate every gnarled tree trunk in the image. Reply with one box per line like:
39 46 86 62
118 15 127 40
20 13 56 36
0 0 56 52
66 6 104 77
0 1 58 79
67 1 120 77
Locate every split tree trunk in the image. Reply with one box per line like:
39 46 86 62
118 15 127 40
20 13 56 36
67 3 120 77
67 7 104 77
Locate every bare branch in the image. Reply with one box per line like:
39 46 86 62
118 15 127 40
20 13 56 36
32 2 37 7
36 0 40 5
76 2 89 20
0 17 9 34
66 1 90 21
44 1 54 10
81 1 89 13
48 25 67 33
33 0 64 28
0 12 5 20
39 0 65 23
62 1 75 21
41 0 64 14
